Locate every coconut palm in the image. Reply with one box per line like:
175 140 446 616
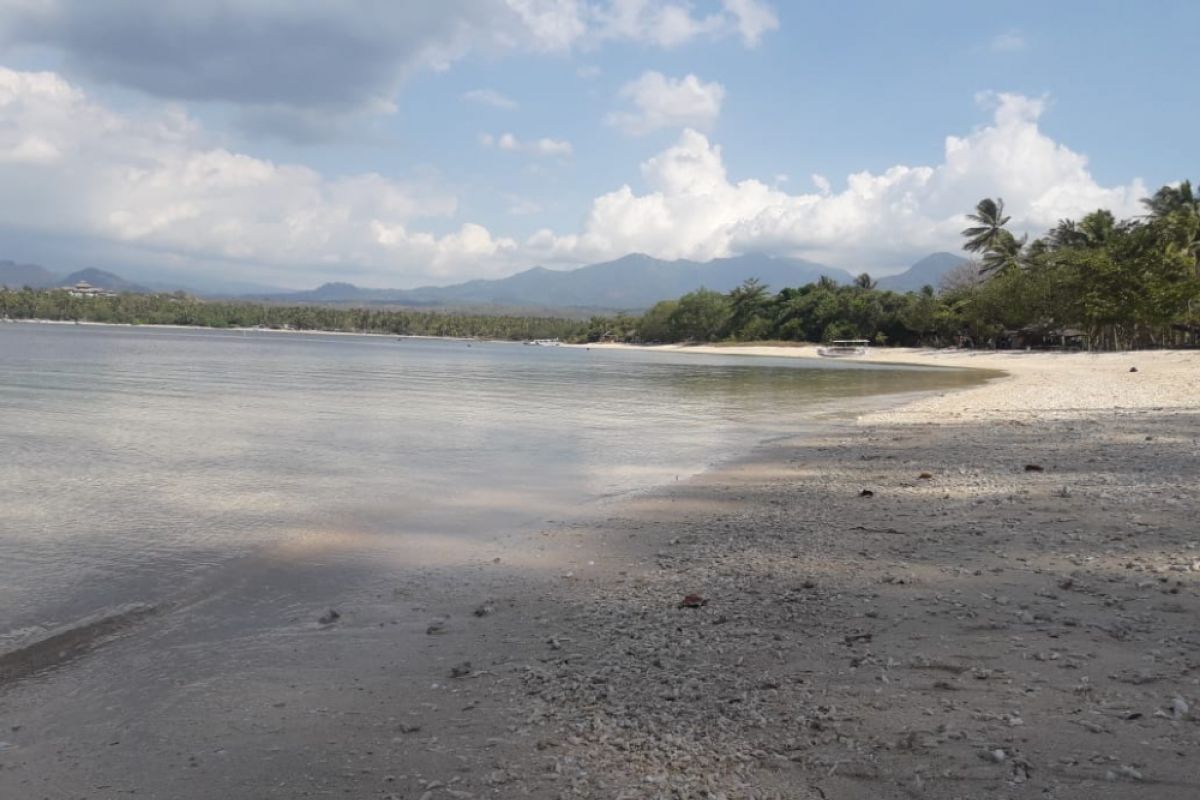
1142 181 1200 272
978 229 1027 274
1077 209 1117 247
1162 213 1200 271
1141 180 1197 220
962 198 1012 254
1047 218 1083 250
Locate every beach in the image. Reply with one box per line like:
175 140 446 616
504 347 1199 798
2 347 1198 799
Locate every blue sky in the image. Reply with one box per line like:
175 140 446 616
0 1 1195 290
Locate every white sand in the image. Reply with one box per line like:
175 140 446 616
520 344 1200 798
584 342 1200 421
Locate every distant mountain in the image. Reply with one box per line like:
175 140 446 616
61 268 149 293
4 251 968 309
172 276 290 296
299 282 378 303
0 260 154 293
876 252 968 292
268 253 857 311
0 260 58 288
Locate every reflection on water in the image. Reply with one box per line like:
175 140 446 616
0 323 985 639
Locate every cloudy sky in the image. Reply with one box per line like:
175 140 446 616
0 1 1195 290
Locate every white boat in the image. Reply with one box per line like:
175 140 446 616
818 339 870 357
524 338 561 346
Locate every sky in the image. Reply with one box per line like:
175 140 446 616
0 1 1195 291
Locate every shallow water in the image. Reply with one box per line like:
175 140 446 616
0 323 985 643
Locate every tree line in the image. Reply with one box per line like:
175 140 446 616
0 289 587 341
577 181 1200 350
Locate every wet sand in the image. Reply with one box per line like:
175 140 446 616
1 348 1197 799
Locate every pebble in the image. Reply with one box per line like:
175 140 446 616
502 409 1199 797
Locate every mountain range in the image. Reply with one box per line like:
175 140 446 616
0 262 149 293
2 252 968 312
875 252 969 292
264 253 857 309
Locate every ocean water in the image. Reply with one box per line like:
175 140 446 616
0 323 983 643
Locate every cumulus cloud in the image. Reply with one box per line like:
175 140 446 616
528 92 1147 269
0 67 1147 286
0 66 521 285
463 88 518 109
479 131 573 157
607 71 725 135
0 1 778 137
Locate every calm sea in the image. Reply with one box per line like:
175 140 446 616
0 323 982 646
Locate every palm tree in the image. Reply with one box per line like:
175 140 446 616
1078 209 1117 247
1047 218 1082 250
853 273 876 290
979 229 1027 274
1143 181 1200 273
962 198 1012 254
1141 180 1197 220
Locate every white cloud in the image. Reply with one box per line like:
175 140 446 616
989 29 1027 53
0 67 524 284
720 0 780 46
606 71 725 135
0 66 1147 287
0 1 779 138
528 92 1147 269
463 88 518 109
372 221 519 279
480 130 573 157
592 0 723 47
504 0 590 51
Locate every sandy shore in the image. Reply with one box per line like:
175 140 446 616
2 347 1197 799
583 342 1200 418
503 347 1200 798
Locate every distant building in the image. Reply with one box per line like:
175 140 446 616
64 281 115 298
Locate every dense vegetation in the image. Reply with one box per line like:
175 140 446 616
579 182 1200 350
4 182 1197 350
0 290 585 341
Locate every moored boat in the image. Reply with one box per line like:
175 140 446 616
818 339 870 357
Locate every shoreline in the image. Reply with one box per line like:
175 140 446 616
1 348 1197 798
2 316 466 340
508 347 1200 798
579 341 1200 415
